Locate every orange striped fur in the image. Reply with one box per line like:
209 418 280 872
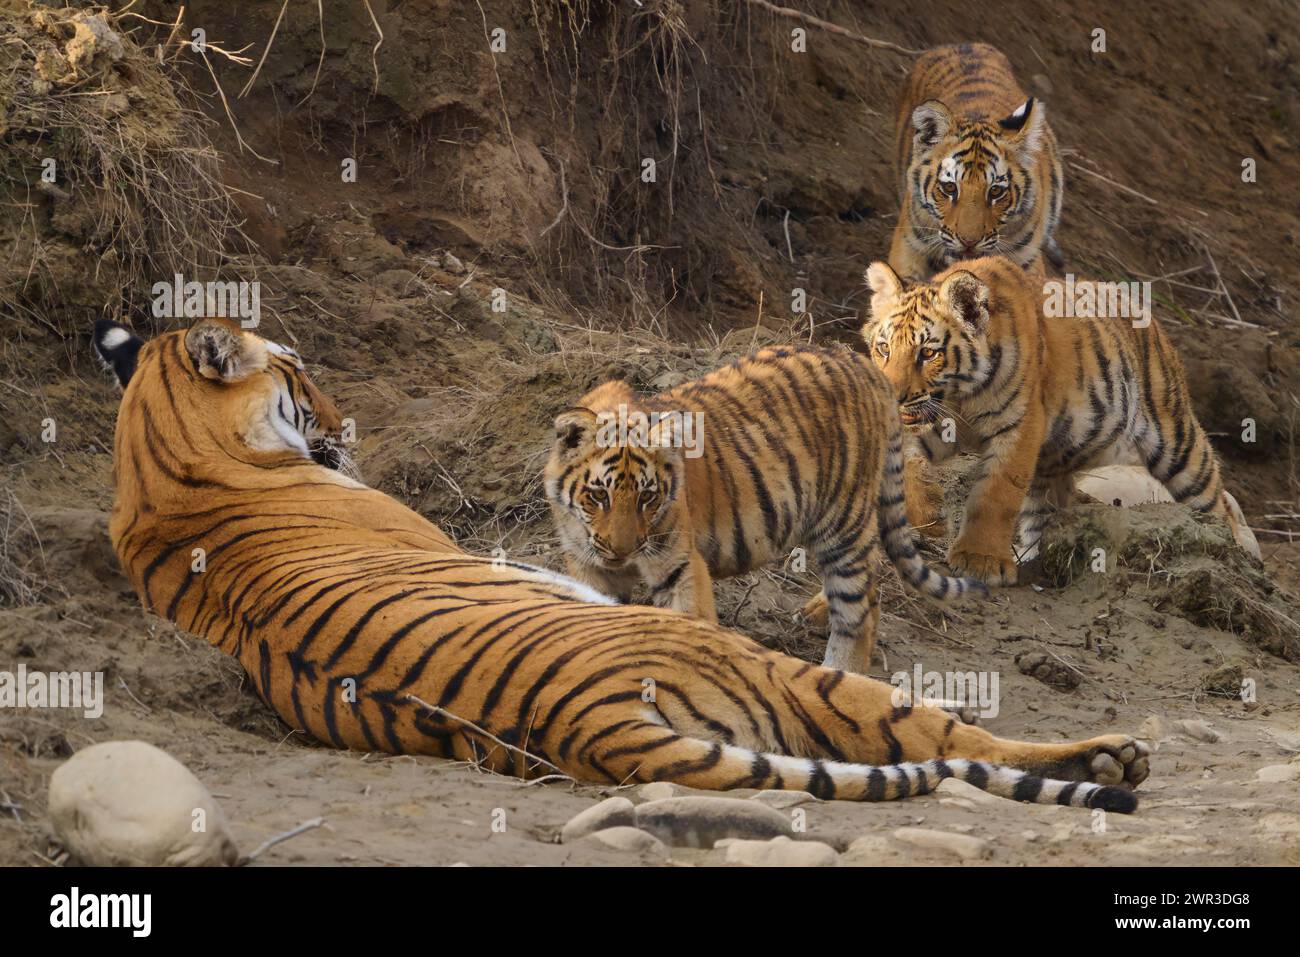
890 43 1063 281
91 318 1150 810
862 257 1242 585
545 345 984 675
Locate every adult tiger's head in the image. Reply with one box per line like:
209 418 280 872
862 259 1001 429
905 97 1047 267
544 386 682 569
93 317 354 475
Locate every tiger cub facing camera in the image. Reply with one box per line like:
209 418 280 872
862 256 1247 586
890 42 1064 281
544 345 985 674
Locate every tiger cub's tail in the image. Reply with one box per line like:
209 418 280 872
877 416 989 601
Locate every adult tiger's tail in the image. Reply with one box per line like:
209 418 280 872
596 726 1137 812
876 416 989 601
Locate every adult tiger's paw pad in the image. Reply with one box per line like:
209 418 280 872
1086 735 1150 789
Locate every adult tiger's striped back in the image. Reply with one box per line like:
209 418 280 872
890 42 1064 281
92 317 1150 811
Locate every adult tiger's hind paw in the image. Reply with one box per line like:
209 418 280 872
1084 735 1151 788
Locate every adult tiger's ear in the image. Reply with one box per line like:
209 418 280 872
553 408 599 455
911 100 953 153
93 319 145 388
184 319 266 383
939 270 991 333
998 97 1046 158
865 261 905 319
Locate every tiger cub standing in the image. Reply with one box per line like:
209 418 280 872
862 256 1246 585
891 42 1063 281
544 345 985 674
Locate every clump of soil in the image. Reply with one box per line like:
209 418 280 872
1040 503 1299 661
0 4 240 330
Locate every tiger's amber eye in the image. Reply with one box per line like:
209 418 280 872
939 181 957 198
989 184 1006 200
920 347 938 361
877 342 890 359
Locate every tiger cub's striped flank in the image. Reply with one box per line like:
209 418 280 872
863 256 1246 586
890 42 1064 281
544 345 985 676
93 318 1149 810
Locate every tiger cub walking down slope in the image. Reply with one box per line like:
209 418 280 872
93 318 1150 810
891 42 1063 281
862 257 1246 585
545 345 984 674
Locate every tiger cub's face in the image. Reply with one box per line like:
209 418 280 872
94 318 351 473
862 261 992 428
545 406 679 568
906 98 1045 267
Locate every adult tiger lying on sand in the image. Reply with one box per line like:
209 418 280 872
92 317 1150 810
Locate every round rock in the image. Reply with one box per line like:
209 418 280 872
48 740 238 867
749 789 820 810
581 826 668 856
893 826 991 861
720 835 837 867
560 796 636 843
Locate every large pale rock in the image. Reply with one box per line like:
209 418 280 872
892 826 992 861
49 740 238 866
1255 763 1300 784
560 796 635 843
720 835 837 867
634 796 792 848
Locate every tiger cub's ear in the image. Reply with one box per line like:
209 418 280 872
998 97 1046 158
938 270 991 333
93 319 144 388
910 100 953 153
865 261 905 319
553 408 599 454
184 319 266 383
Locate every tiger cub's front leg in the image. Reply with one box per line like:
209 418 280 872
642 544 717 623
948 406 1046 586
905 426 955 538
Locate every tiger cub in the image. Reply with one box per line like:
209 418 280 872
862 256 1245 585
544 345 985 674
890 42 1063 281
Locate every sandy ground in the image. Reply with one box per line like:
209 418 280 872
3 502 1299 867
